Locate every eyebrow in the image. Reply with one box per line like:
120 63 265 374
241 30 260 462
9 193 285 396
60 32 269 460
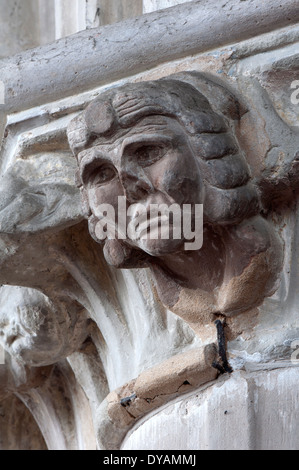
121 133 173 154
78 119 177 184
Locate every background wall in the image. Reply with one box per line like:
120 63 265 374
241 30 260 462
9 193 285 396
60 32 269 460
143 0 189 13
0 0 41 58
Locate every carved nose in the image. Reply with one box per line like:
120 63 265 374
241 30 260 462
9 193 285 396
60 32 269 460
120 170 154 203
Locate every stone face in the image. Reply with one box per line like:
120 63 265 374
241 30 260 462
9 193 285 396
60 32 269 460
67 73 283 338
0 0 299 452
0 286 90 367
0 395 47 450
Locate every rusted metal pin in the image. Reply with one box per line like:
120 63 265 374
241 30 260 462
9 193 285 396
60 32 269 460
212 319 233 374
120 393 137 407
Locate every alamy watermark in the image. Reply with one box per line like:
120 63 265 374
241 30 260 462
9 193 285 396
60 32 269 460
0 81 4 105
94 196 203 251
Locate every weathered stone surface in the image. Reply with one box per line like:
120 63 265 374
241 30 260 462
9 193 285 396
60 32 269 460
67 73 284 339
98 0 142 26
0 0 41 59
97 345 218 450
122 368 299 450
143 0 190 14
0 395 47 450
0 0 299 452
0 286 90 367
1 0 299 113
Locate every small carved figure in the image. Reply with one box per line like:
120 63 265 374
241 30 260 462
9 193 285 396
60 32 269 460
0 286 90 367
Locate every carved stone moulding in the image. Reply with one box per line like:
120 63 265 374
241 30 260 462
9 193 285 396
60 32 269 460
0 0 299 450
1 0 299 114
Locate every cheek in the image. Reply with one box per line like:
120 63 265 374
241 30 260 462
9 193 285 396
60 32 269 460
87 180 123 216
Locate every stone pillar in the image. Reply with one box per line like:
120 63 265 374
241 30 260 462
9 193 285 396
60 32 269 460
143 0 190 13
98 0 143 26
38 0 56 45
54 0 87 39
0 0 142 57
0 0 41 58
42 0 143 41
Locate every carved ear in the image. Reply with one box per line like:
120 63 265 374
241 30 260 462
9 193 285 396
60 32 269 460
166 71 247 120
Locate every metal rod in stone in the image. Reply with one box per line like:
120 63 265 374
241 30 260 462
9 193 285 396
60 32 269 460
120 393 137 408
214 319 233 374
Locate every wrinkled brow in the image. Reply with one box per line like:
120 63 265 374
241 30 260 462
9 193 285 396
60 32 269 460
80 116 173 150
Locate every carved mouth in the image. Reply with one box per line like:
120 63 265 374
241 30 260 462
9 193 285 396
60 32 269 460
135 215 170 240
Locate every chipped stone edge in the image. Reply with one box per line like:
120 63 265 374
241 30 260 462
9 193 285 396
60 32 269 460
95 344 218 450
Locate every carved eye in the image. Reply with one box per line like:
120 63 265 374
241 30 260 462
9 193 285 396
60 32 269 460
134 145 166 167
89 165 117 186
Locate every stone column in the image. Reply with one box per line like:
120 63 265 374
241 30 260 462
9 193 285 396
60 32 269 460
42 0 143 40
53 0 100 40
143 0 190 13
0 0 41 58
98 0 143 26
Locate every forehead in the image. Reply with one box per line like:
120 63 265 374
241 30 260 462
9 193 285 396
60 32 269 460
77 115 183 165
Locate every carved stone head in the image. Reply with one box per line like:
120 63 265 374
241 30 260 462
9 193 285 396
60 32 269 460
67 73 282 332
0 286 90 367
